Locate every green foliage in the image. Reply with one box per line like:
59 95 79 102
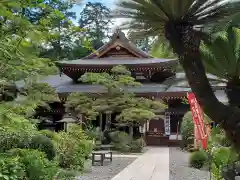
80 65 141 91
111 65 132 76
40 129 60 142
189 150 208 169
180 111 211 149
201 26 240 80
0 80 17 102
109 131 131 144
109 131 131 152
208 126 231 151
130 138 145 153
65 92 98 120
150 39 176 58
0 110 38 153
0 155 26 180
8 149 59 180
116 108 156 125
180 111 194 148
211 147 238 179
56 124 93 170
201 26 240 106
29 134 56 161
109 131 144 153
0 1 59 81
115 0 239 38
78 2 113 49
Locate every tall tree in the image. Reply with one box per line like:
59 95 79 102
35 0 88 60
78 2 113 49
0 0 58 81
115 0 240 148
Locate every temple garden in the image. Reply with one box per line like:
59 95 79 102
2 0 240 179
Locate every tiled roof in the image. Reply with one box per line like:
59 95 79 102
15 74 228 104
57 58 178 66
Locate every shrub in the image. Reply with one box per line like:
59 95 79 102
56 124 93 170
0 129 30 153
8 148 59 180
114 143 130 153
0 155 26 179
109 131 132 152
109 131 131 144
180 112 194 149
130 138 145 153
0 114 37 153
189 150 208 169
40 129 59 141
29 134 56 160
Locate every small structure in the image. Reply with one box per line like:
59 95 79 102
57 114 78 131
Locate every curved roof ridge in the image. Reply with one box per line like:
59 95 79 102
83 28 152 59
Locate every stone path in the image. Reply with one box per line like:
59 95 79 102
111 147 210 180
77 156 137 180
111 147 170 180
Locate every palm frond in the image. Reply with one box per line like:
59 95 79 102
201 26 240 80
114 0 240 37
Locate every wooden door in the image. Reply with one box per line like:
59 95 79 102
145 119 169 146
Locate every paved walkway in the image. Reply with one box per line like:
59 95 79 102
111 147 170 180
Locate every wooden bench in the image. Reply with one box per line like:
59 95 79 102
92 150 113 166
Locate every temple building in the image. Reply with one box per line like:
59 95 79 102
20 29 228 146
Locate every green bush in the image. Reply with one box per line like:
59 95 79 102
114 143 130 152
8 148 59 180
0 129 31 153
29 134 56 160
180 111 194 149
0 155 26 180
40 129 59 141
109 131 131 144
189 150 208 169
109 131 144 153
109 131 132 152
56 124 93 170
130 138 144 153
0 113 38 153
210 147 238 180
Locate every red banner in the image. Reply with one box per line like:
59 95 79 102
187 92 207 150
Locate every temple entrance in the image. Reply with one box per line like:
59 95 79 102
145 119 169 146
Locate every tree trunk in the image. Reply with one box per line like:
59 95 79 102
179 51 240 149
165 23 240 149
129 126 133 140
226 79 240 107
105 112 111 130
99 113 103 143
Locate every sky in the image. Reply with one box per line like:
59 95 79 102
71 0 125 31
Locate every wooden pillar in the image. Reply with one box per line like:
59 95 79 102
104 112 112 130
99 113 103 143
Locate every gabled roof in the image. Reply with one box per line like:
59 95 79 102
83 28 152 59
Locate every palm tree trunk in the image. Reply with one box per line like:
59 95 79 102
165 23 240 149
179 50 240 149
226 79 240 107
